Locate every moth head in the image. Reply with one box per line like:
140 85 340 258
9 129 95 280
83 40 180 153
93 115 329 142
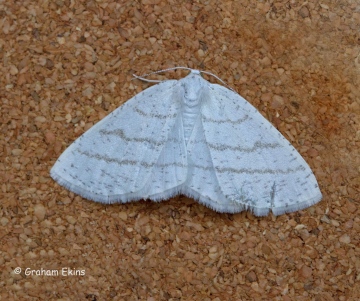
179 73 205 107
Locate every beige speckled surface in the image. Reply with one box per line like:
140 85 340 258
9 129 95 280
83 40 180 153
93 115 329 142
1 0 359 300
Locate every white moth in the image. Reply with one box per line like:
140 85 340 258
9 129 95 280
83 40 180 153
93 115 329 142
51 67 322 216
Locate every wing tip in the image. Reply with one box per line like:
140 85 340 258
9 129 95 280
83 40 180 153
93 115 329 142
270 192 323 216
50 168 111 204
50 170 323 217
181 188 323 217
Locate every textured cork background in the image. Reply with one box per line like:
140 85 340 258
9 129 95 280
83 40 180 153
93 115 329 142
1 0 359 300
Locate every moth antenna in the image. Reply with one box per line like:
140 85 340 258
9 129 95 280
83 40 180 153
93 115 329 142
133 67 235 92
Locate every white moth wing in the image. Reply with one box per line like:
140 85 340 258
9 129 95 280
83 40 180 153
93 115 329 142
51 80 188 203
185 114 236 212
201 82 322 216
